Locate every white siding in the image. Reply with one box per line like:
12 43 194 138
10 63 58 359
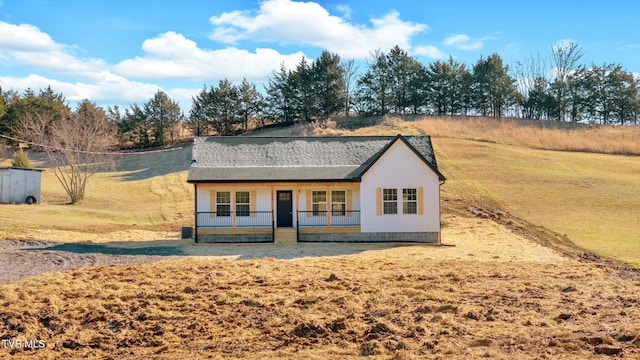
360 141 441 233
195 185 271 226
196 185 272 212
296 185 360 227
195 183 360 228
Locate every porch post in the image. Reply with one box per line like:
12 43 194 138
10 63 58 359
326 185 331 227
232 185 236 228
438 182 443 245
194 183 198 243
271 210 275 242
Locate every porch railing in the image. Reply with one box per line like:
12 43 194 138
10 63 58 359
196 211 273 228
297 210 361 228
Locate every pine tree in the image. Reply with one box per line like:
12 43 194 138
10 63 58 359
11 148 32 168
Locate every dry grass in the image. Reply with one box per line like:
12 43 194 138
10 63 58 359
1 238 639 359
433 138 640 267
333 115 640 155
303 116 640 266
2 116 640 358
415 116 640 155
0 146 193 242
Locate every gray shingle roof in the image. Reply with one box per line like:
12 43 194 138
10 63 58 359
187 135 445 183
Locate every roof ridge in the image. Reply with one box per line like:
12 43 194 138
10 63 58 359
188 135 444 183
195 135 427 140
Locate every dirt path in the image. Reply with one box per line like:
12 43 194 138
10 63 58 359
0 240 179 285
0 214 569 285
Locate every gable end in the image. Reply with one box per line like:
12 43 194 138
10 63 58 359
355 134 446 182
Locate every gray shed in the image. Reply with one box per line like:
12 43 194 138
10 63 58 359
0 167 43 204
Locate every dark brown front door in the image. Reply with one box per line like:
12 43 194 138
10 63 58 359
276 191 293 227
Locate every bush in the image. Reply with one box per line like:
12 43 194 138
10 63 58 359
11 148 32 168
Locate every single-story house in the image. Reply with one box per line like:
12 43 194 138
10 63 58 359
0 167 43 204
186 134 446 243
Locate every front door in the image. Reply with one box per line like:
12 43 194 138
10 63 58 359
276 190 293 227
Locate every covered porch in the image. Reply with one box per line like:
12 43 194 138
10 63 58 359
194 209 362 243
296 210 361 242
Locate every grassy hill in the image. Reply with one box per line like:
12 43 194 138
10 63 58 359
0 145 194 242
1 116 638 265
337 116 640 266
434 137 640 267
1 116 640 359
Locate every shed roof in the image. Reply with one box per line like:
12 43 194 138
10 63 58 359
187 135 445 183
0 167 44 172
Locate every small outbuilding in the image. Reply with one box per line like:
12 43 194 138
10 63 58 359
0 167 43 204
187 135 446 244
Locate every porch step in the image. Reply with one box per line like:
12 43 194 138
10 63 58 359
274 228 297 244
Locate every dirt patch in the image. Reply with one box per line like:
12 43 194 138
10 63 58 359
1 246 639 359
1 214 639 358
0 240 179 285
0 213 568 286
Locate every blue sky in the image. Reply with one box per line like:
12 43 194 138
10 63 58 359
1 0 639 110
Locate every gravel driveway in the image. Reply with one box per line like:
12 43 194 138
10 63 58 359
0 240 180 285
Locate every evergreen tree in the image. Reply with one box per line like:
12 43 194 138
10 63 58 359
237 79 263 131
11 148 31 168
264 63 295 124
144 90 182 146
290 57 315 122
471 54 518 117
312 50 345 119
212 79 241 135
355 49 391 115
187 86 214 137
427 58 458 115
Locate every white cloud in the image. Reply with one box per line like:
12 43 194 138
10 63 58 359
0 73 161 106
413 45 447 59
443 34 483 51
0 21 107 78
553 38 575 51
0 22 57 51
208 0 428 58
0 25 305 108
113 31 305 82
335 4 352 19
0 1 433 109
619 44 639 50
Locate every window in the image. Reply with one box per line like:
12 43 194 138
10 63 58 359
312 191 327 216
331 191 346 216
236 191 250 217
383 188 397 214
216 191 231 216
403 188 417 214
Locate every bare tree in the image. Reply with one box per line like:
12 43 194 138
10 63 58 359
18 99 116 204
341 58 359 117
551 41 583 121
513 52 549 119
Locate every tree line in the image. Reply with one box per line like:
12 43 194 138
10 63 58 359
2 42 639 149
1 43 637 204
0 87 114 203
